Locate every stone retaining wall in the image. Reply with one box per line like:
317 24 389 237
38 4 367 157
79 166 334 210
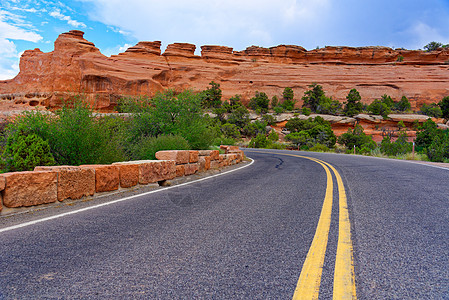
0 146 245 214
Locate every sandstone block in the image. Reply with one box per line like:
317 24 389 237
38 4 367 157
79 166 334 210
176 165 185 177
0 175 5 191
136 160 176 184
210 160 221 169
112 163 140 188
81 165 120 193
2 171 57 208
35 166 95 201
198 150 219 161
220 145 240 154
184 163 199 175
198 156 211 172
155 150 190 164
189 151 199 163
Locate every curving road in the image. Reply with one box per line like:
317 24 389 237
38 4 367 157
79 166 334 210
0 149 448 299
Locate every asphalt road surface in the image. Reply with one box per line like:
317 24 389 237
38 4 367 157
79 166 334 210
0 149 448 299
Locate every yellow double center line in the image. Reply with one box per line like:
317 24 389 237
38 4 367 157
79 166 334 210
248 151 357 299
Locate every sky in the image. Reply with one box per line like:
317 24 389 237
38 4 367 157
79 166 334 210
1 0 449 80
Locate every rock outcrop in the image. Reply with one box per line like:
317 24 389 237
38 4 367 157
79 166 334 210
1 30 449 111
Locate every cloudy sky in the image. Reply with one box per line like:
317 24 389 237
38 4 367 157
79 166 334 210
1 0 449 79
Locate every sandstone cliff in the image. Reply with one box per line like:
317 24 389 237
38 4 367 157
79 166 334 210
1 30 449 111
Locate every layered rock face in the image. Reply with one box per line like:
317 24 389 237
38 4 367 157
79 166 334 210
1 30 449 111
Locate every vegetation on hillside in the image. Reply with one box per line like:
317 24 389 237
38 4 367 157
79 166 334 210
2 80 449 172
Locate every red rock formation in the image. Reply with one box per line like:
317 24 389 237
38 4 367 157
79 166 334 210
1 30 449 112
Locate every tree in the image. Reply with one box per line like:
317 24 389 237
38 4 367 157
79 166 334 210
249 91 270 113
302 83 325 112
438 96 449 119
421 103 442 118
271 95 279 109
394 96 411 112
200 81 222 109
343 88 363 116
368 99 391 118
337 125 377 153
424 41 443 52
282 87 296 111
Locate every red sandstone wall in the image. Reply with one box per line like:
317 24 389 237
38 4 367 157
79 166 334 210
1 30 448 111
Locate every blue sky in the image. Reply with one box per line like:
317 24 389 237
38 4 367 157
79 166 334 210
1 0 449 79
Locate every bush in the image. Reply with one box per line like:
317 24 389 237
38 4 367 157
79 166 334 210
271 95 279 109
338 125 377 153
343 88 363 116
249 134 271 148
424 41 444 52
438 96 449 119
267 130 279 142
415 119 439 152
309 144 330 152
116 96 151 113
302 107 311 116
421 103 442 118
273 106 284 114
249 91 270 113
301 83 340 115
132 134 190 160
281 87 296 111
49 100 126 165
285 117 336 148
200 81 222 109
380 132 412 156
393 96 411 112
368 99 391 118
1 134 55 172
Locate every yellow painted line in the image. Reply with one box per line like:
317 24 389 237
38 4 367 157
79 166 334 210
292 159 333 300
246 150 357 299
323 162 357 300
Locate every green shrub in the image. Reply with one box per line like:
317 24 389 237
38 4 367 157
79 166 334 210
302 107 311 116
200 81 222 109
1 134 55 172
267 130 279 142
338 125 377 153
50 100 125 165
271 95 279 109
132 134 190 160
438 96 449 119
262 114 276 126
309 143 330 152
421 103 442 118
394 96 411 112
227 105 251 129
249 134 271 148
273 106 284 114
368 99 391 118
380 132 412 156
249 91 270 113
343 88 363 117
281 87 296 111
116 96 151 113
220 123 241 139
285 131 314 149
301 83 341 115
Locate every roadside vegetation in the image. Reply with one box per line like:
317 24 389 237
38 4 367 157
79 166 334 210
2 79 449 172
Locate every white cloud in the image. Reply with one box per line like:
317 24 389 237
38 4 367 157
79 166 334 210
407 22 449 49
0 38 20 80
118 43 132 52
79 0 333 49
49 9 86 28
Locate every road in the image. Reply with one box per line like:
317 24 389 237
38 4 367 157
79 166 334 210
0 149 448 299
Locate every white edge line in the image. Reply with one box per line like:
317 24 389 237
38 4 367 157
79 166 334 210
0 158 255 234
